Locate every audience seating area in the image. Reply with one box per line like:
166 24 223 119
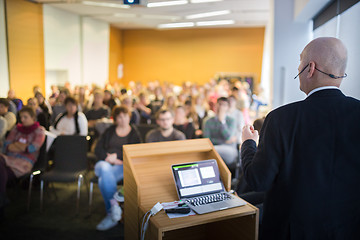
0 79 269 238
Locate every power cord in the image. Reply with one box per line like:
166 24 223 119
140 202 163 240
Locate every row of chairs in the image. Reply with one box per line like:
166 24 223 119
26 123 159 214
24 124 242 214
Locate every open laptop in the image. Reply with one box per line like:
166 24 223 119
171 159 246 214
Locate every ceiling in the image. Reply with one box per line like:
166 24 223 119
30 0 270 29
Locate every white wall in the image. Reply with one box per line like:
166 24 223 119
337 2 360 99
313 16 338 38
260 0 274 107
82 17 109 87
0 0 9 97
43 5 109 96
43 5 82 96
273 0 312 108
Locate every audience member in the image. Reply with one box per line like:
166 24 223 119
6 98 17 116
51 89 70 124
238 82 251 125
146 109 185 142
184 99 200 130
49 85 59 100
7 89 23 112
163 94 177 114
121 95 140 125
173 105 196 139
241 37 360 239
50 97 88 136
74 86 88 113
27 97 50 130
35 92 52 116
85 91 110 129
0 107 45 215
32 85 42 96
149 87 164 117
0 98 17 133
134 92 152 124
177 92 187 105
228 95 245 144
203 97 237 168
120 88 127 96
193 94 211 128
94 106 141 231
103 90 117 111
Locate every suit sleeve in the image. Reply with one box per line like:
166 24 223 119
241 112 284 192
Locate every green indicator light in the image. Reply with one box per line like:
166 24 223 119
173 164 198 169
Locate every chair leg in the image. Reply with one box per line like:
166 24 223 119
89 182 93 214
76 175 83 215
40 180 44 212
27 173 34 212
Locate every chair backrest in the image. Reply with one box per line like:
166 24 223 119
53 135 88 172
136 124 158 142
95 120 113 136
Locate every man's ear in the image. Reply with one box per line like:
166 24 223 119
307 61 316 78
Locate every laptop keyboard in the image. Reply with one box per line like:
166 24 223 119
186 193 232 207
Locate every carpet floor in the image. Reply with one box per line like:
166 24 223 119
0 174 124 240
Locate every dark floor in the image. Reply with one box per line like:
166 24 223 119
0 174 124 240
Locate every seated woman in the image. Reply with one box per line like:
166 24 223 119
27 97 50 130
50 97 88 136
0 107 45 214
173 105 196 139
94 106 141 231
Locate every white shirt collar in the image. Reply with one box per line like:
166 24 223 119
307 86 340 97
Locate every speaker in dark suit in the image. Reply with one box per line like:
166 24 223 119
241 37 360 239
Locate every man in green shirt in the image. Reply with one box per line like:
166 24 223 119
204 97 238 168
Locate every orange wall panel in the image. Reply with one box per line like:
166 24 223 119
6 0 45 100
121 28 265 86
109 25 123 85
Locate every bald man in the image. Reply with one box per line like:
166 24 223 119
241 37 360 239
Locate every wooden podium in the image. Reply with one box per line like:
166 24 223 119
123 139 258 240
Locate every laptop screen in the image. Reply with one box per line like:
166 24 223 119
172 159 224 199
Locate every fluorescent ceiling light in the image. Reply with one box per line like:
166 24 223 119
82 1 130 9
114 13 137 18
158 22 195 29
186 10 230 19
142 14 181 21
196 20 235 26
147 0 188 8
190 0 223 3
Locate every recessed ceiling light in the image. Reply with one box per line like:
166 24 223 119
147 0 188 8
190 0 223 3
142 14 181 21
196 20 235 26
186 10 230 19
82 1 130 9
158 22 195 29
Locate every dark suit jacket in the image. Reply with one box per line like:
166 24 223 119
241 89 360 240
